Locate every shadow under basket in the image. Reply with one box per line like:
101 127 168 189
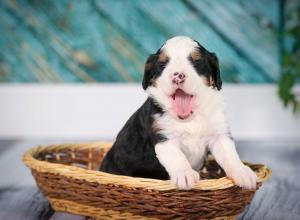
23 142 271 220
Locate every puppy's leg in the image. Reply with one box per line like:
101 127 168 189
155 140 199 189
208 135 257 189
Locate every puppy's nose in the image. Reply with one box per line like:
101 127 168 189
173 72 185 79
178 73 185 79
172 72 185 85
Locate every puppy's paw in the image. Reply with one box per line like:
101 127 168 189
228 165 257 190
170 169 200 190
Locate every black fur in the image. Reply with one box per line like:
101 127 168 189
100 98 169 180
207 52 222 90
191 41 222 90
142 49 169 90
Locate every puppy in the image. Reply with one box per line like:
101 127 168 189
100 36 257 189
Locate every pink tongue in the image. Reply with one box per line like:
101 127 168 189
172 89 193 118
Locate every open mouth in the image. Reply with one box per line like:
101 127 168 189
171 89 194 120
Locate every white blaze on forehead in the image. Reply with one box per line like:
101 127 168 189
161 36 198 57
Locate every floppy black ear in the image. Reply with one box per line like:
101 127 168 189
142 54 158 90
207 52 222 90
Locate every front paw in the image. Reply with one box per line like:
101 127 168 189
227 165 257 189
170 169 200 190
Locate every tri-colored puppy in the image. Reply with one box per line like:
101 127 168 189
100 36 257 190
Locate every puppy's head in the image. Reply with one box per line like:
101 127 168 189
143 36 222 120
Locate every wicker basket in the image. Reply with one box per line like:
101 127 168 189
23 142 271 220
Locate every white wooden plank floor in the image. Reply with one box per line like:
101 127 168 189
0 139 299 220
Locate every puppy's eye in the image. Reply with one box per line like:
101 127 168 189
159 62 167 68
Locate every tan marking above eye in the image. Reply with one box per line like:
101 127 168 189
158 52 168 63
145 62 153 71
191 51 202 61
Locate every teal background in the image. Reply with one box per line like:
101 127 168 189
0 0 291 83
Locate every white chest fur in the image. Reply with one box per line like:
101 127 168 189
153 95 228 171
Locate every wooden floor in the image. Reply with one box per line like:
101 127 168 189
0 139 299 220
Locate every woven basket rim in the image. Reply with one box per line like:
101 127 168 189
23 142 272 191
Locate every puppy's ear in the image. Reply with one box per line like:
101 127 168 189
207 52 222 90
142 54 158 90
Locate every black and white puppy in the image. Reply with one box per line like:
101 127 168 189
100 36 257 189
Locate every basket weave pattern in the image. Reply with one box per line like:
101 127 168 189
23 142 271 220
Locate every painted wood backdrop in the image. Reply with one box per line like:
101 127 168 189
0 0 285 83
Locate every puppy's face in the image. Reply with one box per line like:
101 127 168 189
143 36 222 121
